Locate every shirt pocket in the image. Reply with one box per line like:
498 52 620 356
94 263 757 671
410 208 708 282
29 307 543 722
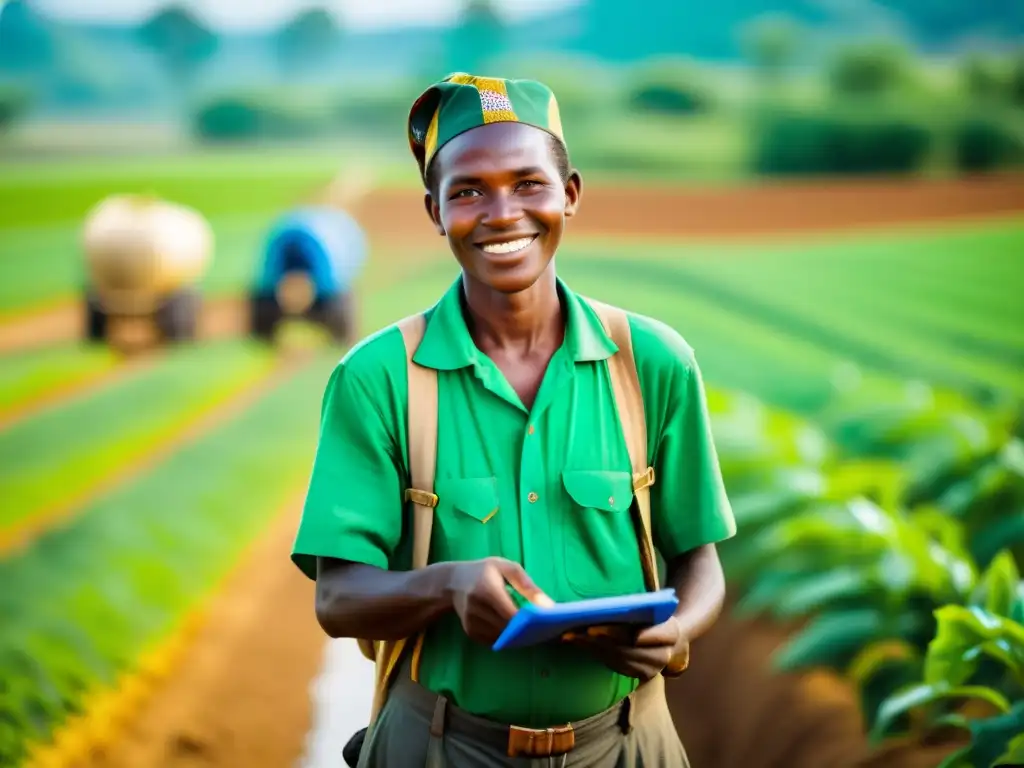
561 470 645 599
433 476 501 562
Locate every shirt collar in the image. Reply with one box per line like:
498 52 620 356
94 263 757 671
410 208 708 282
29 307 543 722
413 274 617 371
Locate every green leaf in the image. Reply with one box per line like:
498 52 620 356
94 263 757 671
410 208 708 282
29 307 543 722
871 683 1011 742
847 639 921 687
970 551 1021 617
971 513 1024 570
968 700 1024 768
993 731 1024 767
733 570 803 618
730 483 820 528
924 605 1024 689
1012 583 1024 626
773 608 922 672
936 747 973 768
772 567 878 619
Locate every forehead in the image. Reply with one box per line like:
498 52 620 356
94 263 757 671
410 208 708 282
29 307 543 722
433 122 555 180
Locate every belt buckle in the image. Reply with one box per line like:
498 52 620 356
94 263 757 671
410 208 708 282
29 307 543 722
507 724 575 758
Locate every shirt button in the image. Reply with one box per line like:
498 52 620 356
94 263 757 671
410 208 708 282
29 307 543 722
528 492 539 503
528 424 535 435
609 496 615 506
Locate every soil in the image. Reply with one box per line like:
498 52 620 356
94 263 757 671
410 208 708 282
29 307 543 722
353 173 1024 245
83 501 326 768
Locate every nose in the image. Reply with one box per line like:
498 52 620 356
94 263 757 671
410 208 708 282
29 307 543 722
481 190 522 229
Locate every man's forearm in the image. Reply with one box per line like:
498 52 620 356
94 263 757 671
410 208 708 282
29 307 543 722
666 543 726 649
315 558 456 640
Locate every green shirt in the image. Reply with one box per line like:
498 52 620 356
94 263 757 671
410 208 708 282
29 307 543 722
292 275 736 726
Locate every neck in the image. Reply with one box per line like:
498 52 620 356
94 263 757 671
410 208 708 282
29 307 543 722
461 265 563 355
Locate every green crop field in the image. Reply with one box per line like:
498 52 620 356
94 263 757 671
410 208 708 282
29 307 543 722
1 157 1022 765
0 340 275 535
0 351 338 762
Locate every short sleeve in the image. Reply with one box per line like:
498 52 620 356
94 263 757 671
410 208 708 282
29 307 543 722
291 354 404 580
649 350 736 560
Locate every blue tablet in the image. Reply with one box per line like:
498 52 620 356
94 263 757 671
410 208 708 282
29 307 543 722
492 589 679 652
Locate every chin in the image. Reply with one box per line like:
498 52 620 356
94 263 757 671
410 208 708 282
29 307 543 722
477 261 549 295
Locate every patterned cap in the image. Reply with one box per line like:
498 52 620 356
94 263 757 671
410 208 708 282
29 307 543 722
408 72 565 181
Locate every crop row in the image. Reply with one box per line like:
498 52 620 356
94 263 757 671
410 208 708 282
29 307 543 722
0 352 337 766
0 340 277 538
0 345 119 422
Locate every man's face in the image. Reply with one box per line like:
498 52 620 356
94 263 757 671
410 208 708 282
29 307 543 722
425 122 581 295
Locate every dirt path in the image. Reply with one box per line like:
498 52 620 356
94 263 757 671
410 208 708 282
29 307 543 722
357 173 1024 245
84 501 327 768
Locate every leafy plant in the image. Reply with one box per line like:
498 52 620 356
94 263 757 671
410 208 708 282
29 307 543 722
871 551 1024 767
821 395 1024 569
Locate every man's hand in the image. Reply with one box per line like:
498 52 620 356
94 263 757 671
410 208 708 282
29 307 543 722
567 617 686 682
448 557 551 646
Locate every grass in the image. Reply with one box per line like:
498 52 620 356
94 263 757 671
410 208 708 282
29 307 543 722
0 339 275 533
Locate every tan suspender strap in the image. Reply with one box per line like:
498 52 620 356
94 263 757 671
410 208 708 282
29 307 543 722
401 313 439 573
366 313 439 723
584 298 660 592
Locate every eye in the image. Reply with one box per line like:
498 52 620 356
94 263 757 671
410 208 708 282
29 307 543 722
449 188 480 200
516 179 544 192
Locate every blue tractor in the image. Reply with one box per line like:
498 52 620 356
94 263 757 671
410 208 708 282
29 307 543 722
250 206 367 345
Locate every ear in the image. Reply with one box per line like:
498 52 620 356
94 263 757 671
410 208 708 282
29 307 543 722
563 169 583 219
423 191 445 235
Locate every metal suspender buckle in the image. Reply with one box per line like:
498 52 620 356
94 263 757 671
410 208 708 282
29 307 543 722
404 488 439 508
632 466 656 492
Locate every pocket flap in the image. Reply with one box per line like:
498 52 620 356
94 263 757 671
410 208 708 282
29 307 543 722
436 477 499 523
562 470 634 513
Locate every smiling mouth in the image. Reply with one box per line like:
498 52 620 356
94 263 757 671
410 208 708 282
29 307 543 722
477 235 538 255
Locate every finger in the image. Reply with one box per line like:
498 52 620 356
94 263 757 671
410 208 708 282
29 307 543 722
466 610 513 645
495 559 552 607
483 566 521 621
574 642 667 680
635 617 681 648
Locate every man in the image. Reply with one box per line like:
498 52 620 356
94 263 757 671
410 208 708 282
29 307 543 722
291 73 737 767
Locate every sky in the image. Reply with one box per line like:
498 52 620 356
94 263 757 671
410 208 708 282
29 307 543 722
28 0 581 31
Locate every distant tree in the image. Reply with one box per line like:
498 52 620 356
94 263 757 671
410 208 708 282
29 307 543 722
961 54 1010 102
1012 51 1024 107
0 83 31 132
275 8 342 76
740 14 802 82
828 40 914 98
137 5 218 90
444 0 505 75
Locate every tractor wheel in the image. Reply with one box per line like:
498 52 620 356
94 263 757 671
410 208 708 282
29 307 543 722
250 293 282 342
310 292 356 346
84 292 108 342
156 289 200 342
